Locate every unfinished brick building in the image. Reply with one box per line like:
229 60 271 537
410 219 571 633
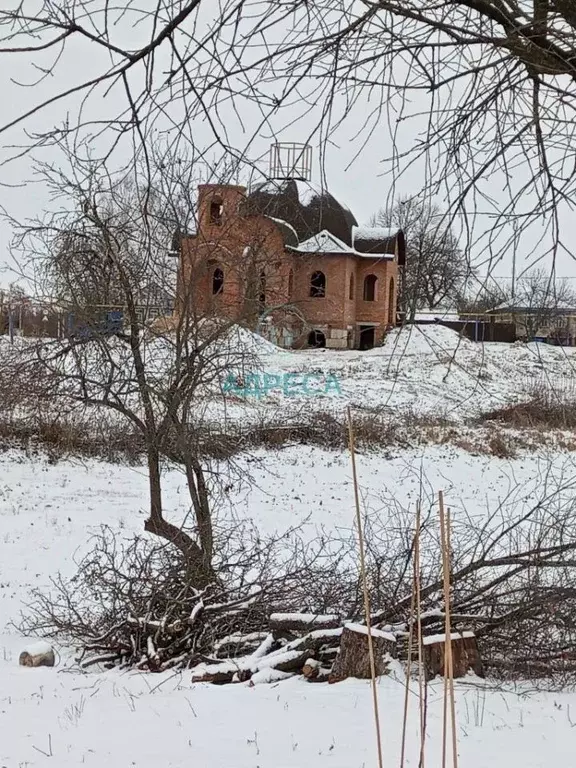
175 161 405 350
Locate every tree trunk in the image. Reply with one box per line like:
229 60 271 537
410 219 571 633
329 624 396 683
144 446 212 587
423 631 483 680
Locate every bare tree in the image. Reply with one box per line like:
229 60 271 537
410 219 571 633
372 198 470 319
18 463 576 679
1 2 575 282
511 268 576 340
5 152 265 588
458 284 512 316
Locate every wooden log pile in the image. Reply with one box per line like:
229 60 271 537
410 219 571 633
191 614 401 686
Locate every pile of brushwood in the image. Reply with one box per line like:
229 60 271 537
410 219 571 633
18 481 576 685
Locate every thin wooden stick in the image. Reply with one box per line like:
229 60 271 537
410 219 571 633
414 503 426 768
399 511 418 768
446 507 458 768
439 493 458 768
440 495 449 768
347 407 384 768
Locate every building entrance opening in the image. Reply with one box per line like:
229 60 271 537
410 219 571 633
308 329 326 348
359 325 376 350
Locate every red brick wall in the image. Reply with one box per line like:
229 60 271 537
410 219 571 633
291 254 355 328
355 260 396 326
178 184 293 325
176 184 399 348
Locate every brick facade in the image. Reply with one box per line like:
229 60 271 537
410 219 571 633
176 183 404 350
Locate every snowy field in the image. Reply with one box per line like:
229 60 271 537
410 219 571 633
2 645 574 767
194 324 576 424
2 444 576 766
4 324 576 431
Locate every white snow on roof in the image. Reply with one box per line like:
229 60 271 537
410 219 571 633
290 230 354 254
353 225 400 243
294 179 324 206
289 230 394 259
494 300 576 313
265 216 299 242
251 178 354 213
414 311 460 322
252 179 325 207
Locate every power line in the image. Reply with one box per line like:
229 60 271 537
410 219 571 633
476 275 576 280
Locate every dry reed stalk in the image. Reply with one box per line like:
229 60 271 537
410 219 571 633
347 406 384 768
439 493 458 768
399 509 418 768
414 502 426 768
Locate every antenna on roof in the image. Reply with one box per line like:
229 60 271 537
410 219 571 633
269 142 312 182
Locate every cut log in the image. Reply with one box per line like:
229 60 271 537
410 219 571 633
306 667 332 683
329 623 396 683
192 663 252 685
422 631 483 680
19 641 55 668
192 647 315 685
268 649 313 673
302 658 321 679
288 628 342 654
316 646 339 665
214 631 271 659
269 613 341 633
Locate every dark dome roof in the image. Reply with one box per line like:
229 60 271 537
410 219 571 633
243 179 358 246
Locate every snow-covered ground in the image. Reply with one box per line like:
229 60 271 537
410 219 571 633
2 644 573 767
2 445 576 766
3 320 576 767
194 325 576 425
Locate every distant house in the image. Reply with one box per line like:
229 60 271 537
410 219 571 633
174 178 405 350
486 301 576 345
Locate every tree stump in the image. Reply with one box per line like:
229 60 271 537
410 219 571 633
329 623 396 683
423 631 483 680
19 641 55 668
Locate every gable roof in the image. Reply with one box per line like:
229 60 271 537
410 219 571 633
288 229 395 258
289 230 353 254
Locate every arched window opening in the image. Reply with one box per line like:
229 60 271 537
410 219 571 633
388 278 395 325
259 271 266 313
349 273 355 301
310 271 326 298
209 198 223 225
212 267 224 295
287 269 294 300
363 274 378 302
308 329 326 348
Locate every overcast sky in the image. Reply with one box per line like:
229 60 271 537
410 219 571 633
0 2 574 292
